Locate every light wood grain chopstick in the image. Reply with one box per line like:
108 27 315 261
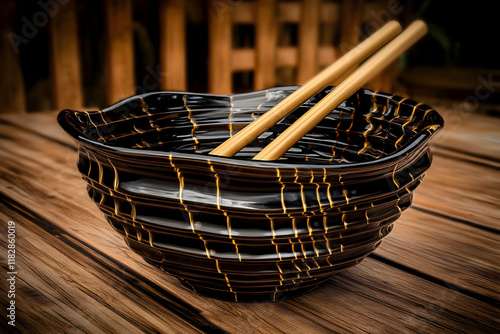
253 20 427 161
209 20 402 157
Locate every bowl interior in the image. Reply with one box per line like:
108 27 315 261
58 87 443 166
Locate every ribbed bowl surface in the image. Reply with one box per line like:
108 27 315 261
58 86 443 302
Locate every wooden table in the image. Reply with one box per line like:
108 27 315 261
0 106 498 333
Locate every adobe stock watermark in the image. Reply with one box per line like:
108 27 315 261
339 0 406 54
6 220 17 327
212 0 243 21
438 73 499 143
7 0 71 54
455 74 499 114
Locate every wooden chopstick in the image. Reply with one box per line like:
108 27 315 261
209 20 402 157
253 20 427 161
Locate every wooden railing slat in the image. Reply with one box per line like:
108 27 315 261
49 0 83 110
297 0 321 84
254 0 277 90
105 0 135 104
208 0 233 94
339 0 364 54
159 0 187 91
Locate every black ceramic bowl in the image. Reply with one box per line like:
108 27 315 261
58 86 443 302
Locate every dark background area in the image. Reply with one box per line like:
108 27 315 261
2 0 499 113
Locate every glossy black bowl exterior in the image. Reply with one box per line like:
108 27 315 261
58 86 443 302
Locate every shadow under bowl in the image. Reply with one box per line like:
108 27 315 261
58 86 443 302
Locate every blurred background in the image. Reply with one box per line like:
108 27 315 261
1 0 498 115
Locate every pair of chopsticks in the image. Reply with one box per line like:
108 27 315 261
210 20 427 160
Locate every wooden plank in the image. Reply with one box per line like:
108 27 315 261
413 154 500 230
159 0 187 91
432 106 500 161
0 111 74 148
297 0 320 84
208 0 233 94
0 1 26 114
292 258 499 333
105 0 135 104
254 0 277 90
0 205 209 333
377 207 500 300
0 112 499 332
49 0 83 110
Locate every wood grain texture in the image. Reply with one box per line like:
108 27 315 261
49 0 83 110
377 206 499 300
0 110 498 332
208 0 232 94
0 204 206 333
159 0 187 91
414 154 500 230
432 105 500 161
105 0 135 104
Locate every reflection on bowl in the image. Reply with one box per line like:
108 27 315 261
58 86 443 302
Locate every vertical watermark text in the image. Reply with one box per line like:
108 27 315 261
6 220 17 327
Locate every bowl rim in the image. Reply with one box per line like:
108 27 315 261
57 87 443 171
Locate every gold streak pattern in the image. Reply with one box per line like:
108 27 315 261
392 163 400 188
83 110 106 142
342 213 348 229
108 158 119 191
86 151 92 177
208 161 221 210
395 102 423 149
97 109 108 124
276 168 287 213
358 93 377 155
139 97 152 116
228 96 234 137
183 95 199 146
